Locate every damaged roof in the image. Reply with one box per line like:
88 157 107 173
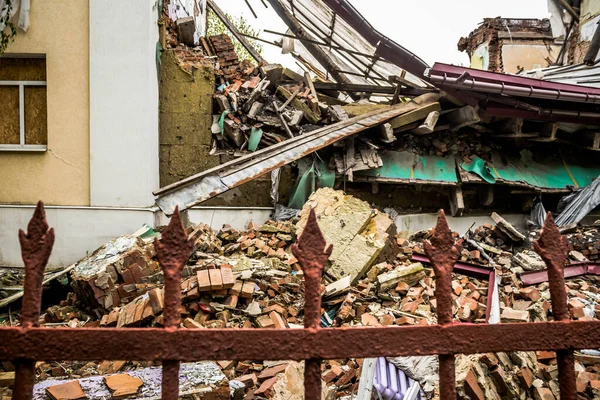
273 0 430 88
154 0 600 216
521 62 600 89
154 94 440 215
427 62 600 125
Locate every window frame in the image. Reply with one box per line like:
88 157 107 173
0 79 47 151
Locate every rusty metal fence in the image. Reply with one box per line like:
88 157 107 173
2 202 600 399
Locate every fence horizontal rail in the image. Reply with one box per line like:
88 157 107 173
1 321 600 361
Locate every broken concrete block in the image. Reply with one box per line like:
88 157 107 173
512 251 546 271
223 119 244 148
258 363 288 381
569 250 588 262
517 367 534 388
0 371 14 387
220 266 235 289
237 373 258 388
104 374 143 398
463 368 485 400
296 188 398 284
491 212 526 242
264 361 330 399
35 362 228 400
500 308 529 322
533 386 556 400
247 101 263 119
377 263 425 290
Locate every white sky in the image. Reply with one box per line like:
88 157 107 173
217 0 551 68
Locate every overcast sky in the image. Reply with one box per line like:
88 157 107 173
217 0 551 68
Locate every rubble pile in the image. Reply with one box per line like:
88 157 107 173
1 189 600 399
212 60 333 152
455 350 600 400
398 130 500 160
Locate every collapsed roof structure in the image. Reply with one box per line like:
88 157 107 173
155 0 600 224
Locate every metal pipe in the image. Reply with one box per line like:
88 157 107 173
428 73 600 104
471 90 600 121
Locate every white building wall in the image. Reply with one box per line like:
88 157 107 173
89 0 160 207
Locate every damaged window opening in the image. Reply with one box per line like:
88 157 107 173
0 54 47 151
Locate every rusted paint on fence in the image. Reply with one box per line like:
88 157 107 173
14 202 54 400
534 213 576 399
1 203 594 399
424 210 462 400
154 207 195 400
292 209 333 399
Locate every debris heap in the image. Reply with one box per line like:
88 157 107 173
1 189 600 399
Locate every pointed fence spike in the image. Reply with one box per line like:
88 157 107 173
155 206 194 330
19 200 55 328
292 208 332 329
423 209 461 400
15 201 55 400
533 214 576 400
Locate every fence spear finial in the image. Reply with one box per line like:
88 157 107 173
19 201 55 329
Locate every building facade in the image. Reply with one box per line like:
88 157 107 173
0 1 161 267
458 0 600 72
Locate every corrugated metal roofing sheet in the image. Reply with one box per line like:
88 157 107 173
522 62 600 88
355 151 458 185
278 0 428 88
430 62 600 95
154 94 440 215
355 149 600 192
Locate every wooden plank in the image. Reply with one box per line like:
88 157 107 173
356 358 377 400
276 86 320 124
449 186 464 217
390 71 419 88
388 102 441 130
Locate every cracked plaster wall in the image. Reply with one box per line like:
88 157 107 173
0 0 90 205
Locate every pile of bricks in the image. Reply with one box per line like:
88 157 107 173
69 235 160 314
209 34 239 71
456 350 600 400
565 226 600 261
4 189 600 399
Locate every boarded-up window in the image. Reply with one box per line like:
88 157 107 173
0 56 47 149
